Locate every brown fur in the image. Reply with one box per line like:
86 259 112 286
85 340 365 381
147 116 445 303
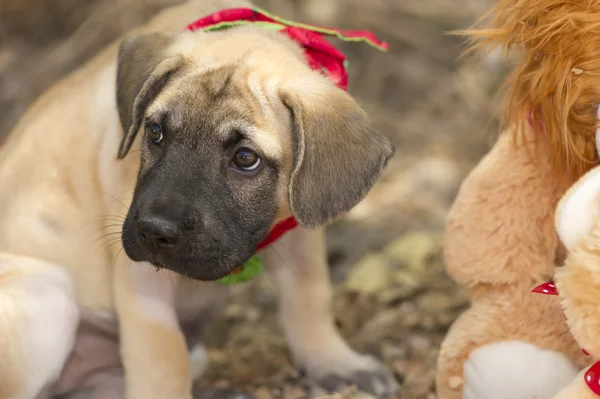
458 0 600 177
436 284 587 399
281 80 394 226
556 225 600 359
437 127 585 398
443 129 568 289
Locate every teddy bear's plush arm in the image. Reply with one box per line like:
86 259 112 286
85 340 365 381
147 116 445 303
552 366 599 399
555 165 600 358
444 127 568 290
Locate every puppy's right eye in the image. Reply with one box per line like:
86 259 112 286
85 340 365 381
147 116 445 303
149 123 163 145
232 148 261 172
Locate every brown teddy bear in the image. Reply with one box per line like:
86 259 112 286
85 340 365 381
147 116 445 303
435 1 600 398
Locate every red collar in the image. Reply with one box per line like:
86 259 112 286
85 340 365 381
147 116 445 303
186 7 387 251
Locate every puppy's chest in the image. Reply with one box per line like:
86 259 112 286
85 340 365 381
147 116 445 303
80 282 229 337
175 281 230 325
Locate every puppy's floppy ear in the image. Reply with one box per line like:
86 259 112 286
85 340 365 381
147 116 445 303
281 78 395 227
116 32 186 159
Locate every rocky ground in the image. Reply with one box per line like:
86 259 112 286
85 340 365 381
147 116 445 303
0 0 508 397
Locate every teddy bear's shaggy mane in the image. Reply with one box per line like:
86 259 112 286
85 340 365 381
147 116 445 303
460 0 600 177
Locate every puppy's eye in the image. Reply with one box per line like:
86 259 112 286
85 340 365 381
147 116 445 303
149 123 163 144
232 148 261 172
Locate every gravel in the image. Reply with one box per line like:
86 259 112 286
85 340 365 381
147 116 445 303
0 0 506 397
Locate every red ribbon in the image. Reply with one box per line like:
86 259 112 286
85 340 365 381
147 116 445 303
186 7 388 92
531 281 558 295
256 217 298 250
586 362 600 395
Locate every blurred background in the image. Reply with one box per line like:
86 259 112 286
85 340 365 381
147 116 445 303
0 0 509 397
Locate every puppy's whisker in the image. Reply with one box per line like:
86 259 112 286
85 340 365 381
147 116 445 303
100 239 126 257
91 241 122 259
86 231 124 247
85 236 121 252
96 223 125 230
87 230 123 241
87 219 125 230
112 246 126 268
271 241 310 262
87 211 128 223
104 194 131 213
81 215 126 230
222 258 233 276
271 246 299 281
86 214 126 222
92 236 121 253
82 224 124 240
225 255 244 273
97 234 123 248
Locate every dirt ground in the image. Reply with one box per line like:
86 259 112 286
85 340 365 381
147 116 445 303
0 0 508 397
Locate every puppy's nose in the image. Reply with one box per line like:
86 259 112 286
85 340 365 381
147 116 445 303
136 217 180 252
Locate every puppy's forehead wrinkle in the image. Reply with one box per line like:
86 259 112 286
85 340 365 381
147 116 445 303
247 74 279 123
143 50 302 163
196 66 236 100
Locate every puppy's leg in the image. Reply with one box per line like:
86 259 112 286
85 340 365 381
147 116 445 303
0 253 79 399
264 227 399 396
112 261 193 399
113 261 257 399
55 367 255 399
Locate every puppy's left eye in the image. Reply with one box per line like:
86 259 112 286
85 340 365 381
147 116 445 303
232 148 261 172
149 123 163 144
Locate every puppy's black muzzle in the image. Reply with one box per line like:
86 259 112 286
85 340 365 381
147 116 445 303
136 216 180 254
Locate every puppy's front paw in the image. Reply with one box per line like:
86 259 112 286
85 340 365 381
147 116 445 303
300 351 399 397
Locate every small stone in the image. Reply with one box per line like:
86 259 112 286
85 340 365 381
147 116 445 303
246 307 261 323
224 304 245 320
378 286 421 305
381 343 408 359
393 270 422 288
404 361 435 397
420 316 437 331
361 308 401 334
392 359 408 376
283 384 305 399
215 380 230 388
208 350 226 363
418 292 455 314
402 311 421 328
384 232 441 273
408 335 431 353
345 253 391 294
255 387 273 399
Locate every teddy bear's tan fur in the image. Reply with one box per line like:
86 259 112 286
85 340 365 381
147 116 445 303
435 1 600 398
